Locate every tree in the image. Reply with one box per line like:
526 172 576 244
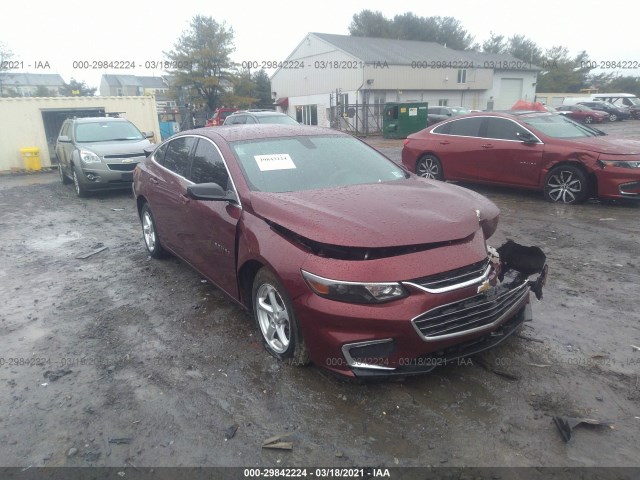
164 15 235 112
348 10 393 38
601 75 640 96
223 69 256 108
507 35 544 65
252 69 272 107
536 47 593 92
348 10 475 50
33 85 51 97
0 42 14 72
60 78 96 96
482 32 507 54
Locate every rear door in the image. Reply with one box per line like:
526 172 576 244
432 117 486 180
145 136 197 255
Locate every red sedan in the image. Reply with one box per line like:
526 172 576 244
133 125 546 379
555 104 609 124
402 112 640 204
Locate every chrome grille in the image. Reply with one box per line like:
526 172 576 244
412 281 530 340
404 258 491 293
103 153 144 159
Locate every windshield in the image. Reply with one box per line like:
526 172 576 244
231 135 407 193
75 121 144 142
521 114 601 138
450 107 470 114
257 115 299 125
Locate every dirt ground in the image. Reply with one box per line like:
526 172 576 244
0 121 639 470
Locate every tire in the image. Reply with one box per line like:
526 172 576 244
72 168 89 197
584 115 593 124
59 164 72 184
543 165 588 204
252 268 310 366
608 114 617 122
416 154 444 180
140 203 167 259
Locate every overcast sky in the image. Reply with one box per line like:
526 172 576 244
1 0 636 88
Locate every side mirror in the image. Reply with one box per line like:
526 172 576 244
517 131 536 143
144 131 155 139
186 183 238 204
57 135 71 143
143 146 155 158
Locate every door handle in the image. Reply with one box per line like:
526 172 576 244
179 194 190 205
439 140 450 145
150 177 158 184
481 144 494 149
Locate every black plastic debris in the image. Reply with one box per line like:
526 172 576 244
553 416 614 442
224 425 238 440
44 369 72 382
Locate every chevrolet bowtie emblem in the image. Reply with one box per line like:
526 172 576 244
477 279 491 294
121 158 134 163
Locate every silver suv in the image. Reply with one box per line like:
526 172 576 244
56 117 154 197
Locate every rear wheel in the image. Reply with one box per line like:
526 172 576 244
608 113 617 122
416 154 444 180
252 268 310 366
543 165 588 204
140 203 166 258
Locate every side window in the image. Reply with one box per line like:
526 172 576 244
447 118 483 137
190 139 230 189
60 122 71 137
432 121 451 134
153 142 168 165
430 108 441 115
485 118 530 141
229 115 246 125
245 116 257 124
159 136 195 177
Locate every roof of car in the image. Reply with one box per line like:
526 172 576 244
229 110 288 116
68 117 129 123
189 124 342 142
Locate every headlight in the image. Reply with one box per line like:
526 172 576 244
598 160 640 169
79 149 101 164
301 270 407 304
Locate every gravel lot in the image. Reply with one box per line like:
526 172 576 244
0 120 639 471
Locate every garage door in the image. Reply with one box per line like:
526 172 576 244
496 78 523 109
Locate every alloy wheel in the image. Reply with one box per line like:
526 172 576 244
546 170 583 204
256 284 291 354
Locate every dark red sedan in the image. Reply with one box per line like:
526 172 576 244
133 125 546 379
402 112 640 204
555 104 609 124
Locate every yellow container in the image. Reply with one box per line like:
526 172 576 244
20 147 42 171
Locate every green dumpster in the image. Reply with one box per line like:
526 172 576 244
382 102 428 139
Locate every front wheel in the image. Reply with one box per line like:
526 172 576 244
252 268 310 366
608 114 617 122
140 204 167 258
584 115 593 124
543 165 588 204
59 164 72 184
416 154 444 180
72 168 88 197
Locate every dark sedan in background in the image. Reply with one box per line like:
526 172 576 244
578 101 630 122
428 106 470 125
133 125 546 379
402 112 640 204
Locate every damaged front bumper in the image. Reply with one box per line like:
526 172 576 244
302 240 548 379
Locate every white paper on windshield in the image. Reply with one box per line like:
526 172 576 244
255 154 296 171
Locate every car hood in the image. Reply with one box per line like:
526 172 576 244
560 137 640 155
249 179 498 248
76 139 152 157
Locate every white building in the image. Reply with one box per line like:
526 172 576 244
271 33 540 131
